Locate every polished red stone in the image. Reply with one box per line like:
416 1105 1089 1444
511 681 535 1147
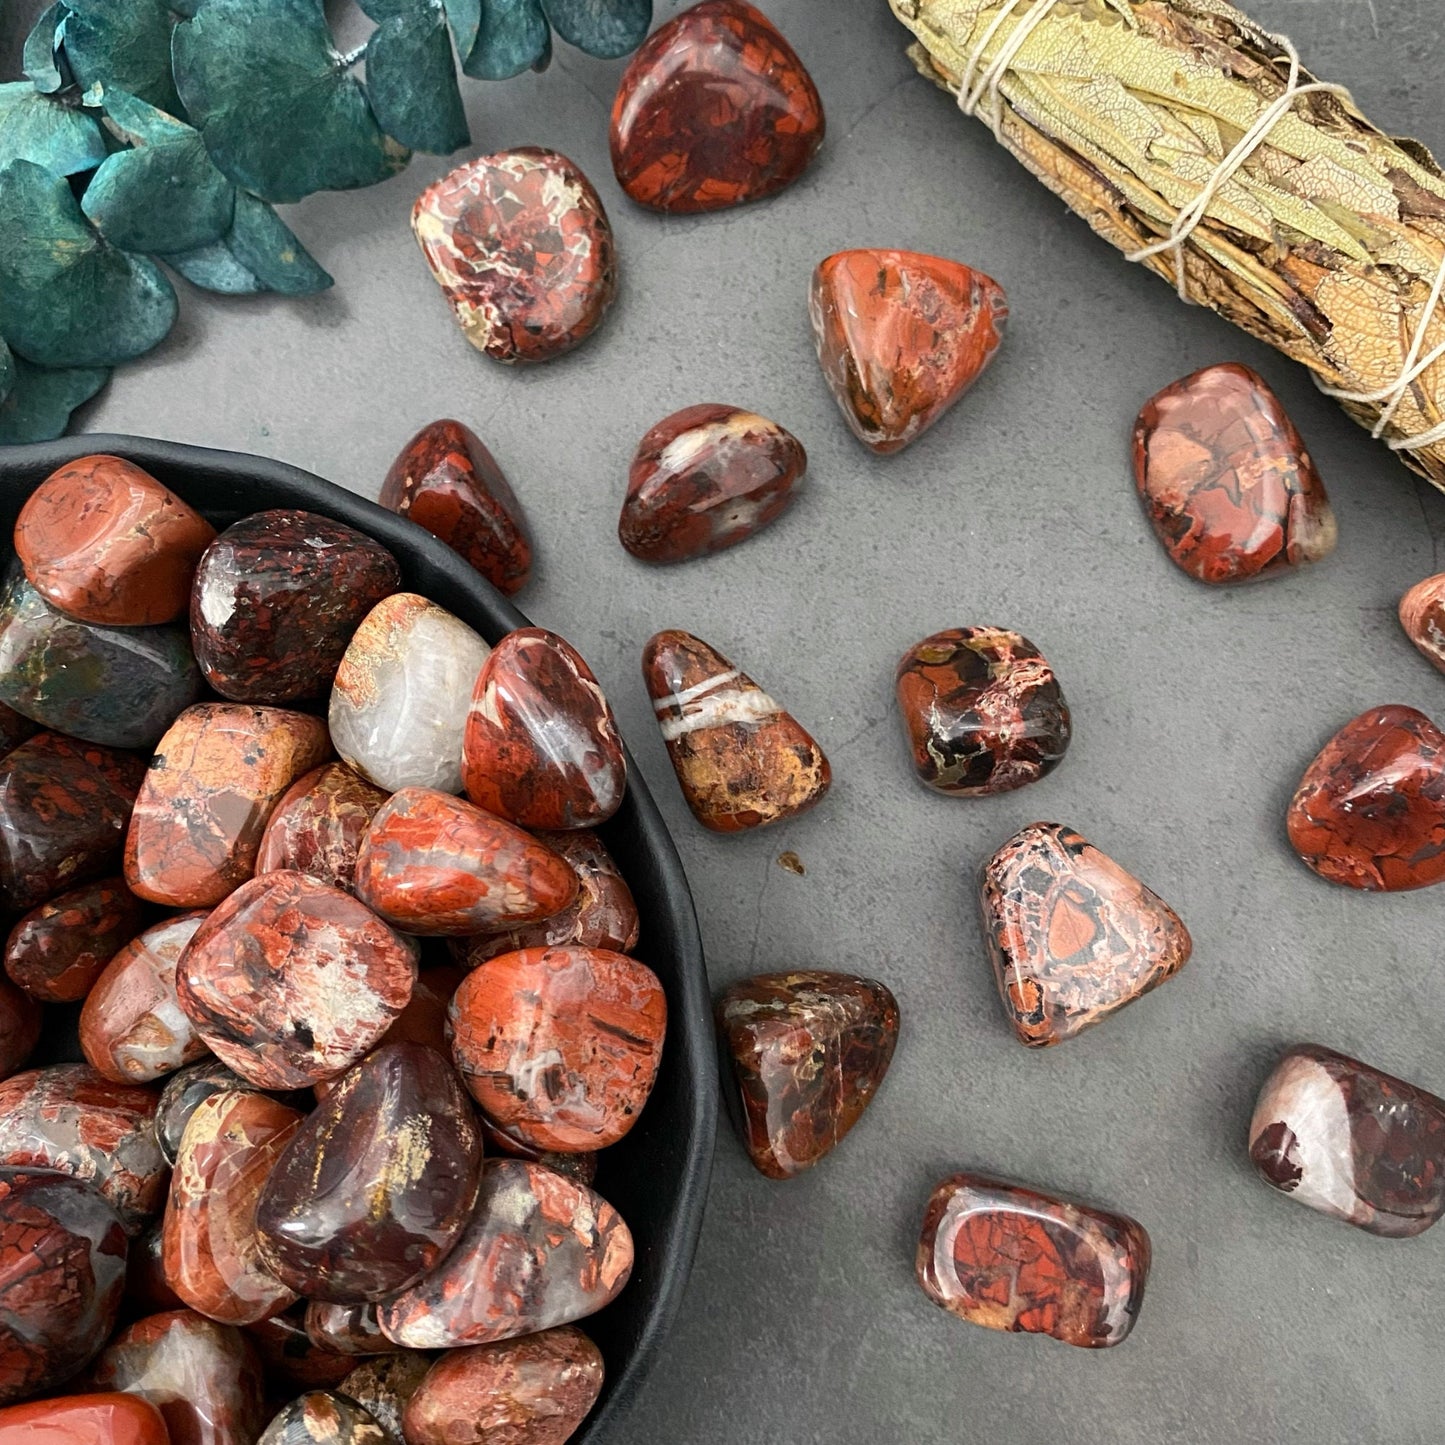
177 870 418 1088
124 704 333 909
1287 705 1445 891
5 877 145 1003
412 149 616 364
303 1302 401 1357
123 1223 184 1318
0 981 38 1084
610 0 824 214
476 1116 598 1184
1133 363 1337 584
154 1060 298 1167
643 629 830 831
451 946 666 1152
243 1306 353 1393
255 763 389 896
335 1354 431 1441
981 823 1192 1047
715 971 897 1179
380 420 533 596
1400 573 1445 675
810 249 1008 454
916 1173 1150 1348
0 1394 168 1445
402 1327 604 1445
355 787 577 937
462 629 626 831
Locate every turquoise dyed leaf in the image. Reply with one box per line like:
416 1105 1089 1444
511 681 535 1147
23 3 70 94
82 88 235 254
163 238 264 294
229 192 332 294
0 83 106 177
0 340 13 409
0 355 110 445
443 0 481 58
463 0 549 79
540 0 650 59
365 3 469 154
172 0 410 204
0 160 178 369
62 0 182 115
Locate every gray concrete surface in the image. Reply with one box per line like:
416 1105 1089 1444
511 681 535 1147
6 0 1445 1439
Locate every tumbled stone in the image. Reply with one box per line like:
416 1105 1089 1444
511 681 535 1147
642 629 830 832
91 1308 268 1445
304 1301 401 1357
124 703 333 908
15 454 215 626
402 1327 604 1445
1249 1043 1445 1237
0 1395 167 1444
378 1160 633 1348
0 707 36 760
810 249 1007 454
0 732 146 912
0 981 38 1083
1132 363 1337 584
244 1306 354 1393
380 420 533 596
0 1064 167 1231
79 912 210 1084
980 823 1191 1047
1288 705 1445 891
5 876 145 1003
162 1089 304 1326
336 1353 432 1442
190 511 401 704
258 1393 389 1445
255 763 390 895
177 871 418 1089
123 1223 185 1318
0 1169 128 1402
715 971 898 1179
609 0 824 214
355 787 577 937
895 628 1070 796
476 1117 599 1185
0 568 204 749
412 149 617 364
916 1173 1150 1348
461 629 626 830
154 1060 301 1168
1400 572 1445 674
329 593 491 795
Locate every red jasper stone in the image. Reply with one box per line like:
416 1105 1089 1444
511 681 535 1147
190 511 401 704
15 455 216 626
402 1327 605 1445
810 249 1008 454
0 732 146 913
412 149 616 365
619 404 806 564
980 822 1192 1047
0 981 38 1083
1132 363 1337 584
177 871 418 1089
1287 705 1445 891
715 971 898 1179
304 1302 401 1357
124 704 333 909
154 1060 300 1167
642 629 830 832
255 763 390 896
380 421 533 596
5 877 145 1003
163 1089 304 1326
609 0 824 214
377 1160 633 1349
0 1065 167 1232
1400 572 1445 675
0 1394 168 1445
355 787 577 937
123 1223 184 1318
916 1173 1150 1348
244 1306 354 1393
450 946 666 1153
461 630 626 831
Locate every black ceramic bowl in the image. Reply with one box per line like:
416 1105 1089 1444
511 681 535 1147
0 434 717 1440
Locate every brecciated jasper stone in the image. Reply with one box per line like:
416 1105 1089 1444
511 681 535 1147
124 704 332 908
245 1306 354 1393
255 1042 483 1302
154 1060 285 1167
643 630 830 832
14 454 215 625
0 981 39 1082
609 0 824 214
1400 572 1445 674
190 511 401 704
256 763 390 895
811 249 1008 454
329 593 491 795
177 870 418 1088
79 912 210 1085
916 1174 1150 1348
1249 1044 1445 1237
380 420 533 596
304 1301 400 1357
1287 704 1445 891
981 823 1191 1047
715 971 898 1179
378 1160 634 1348
258 1393 389 1445
1132 363 1337 584
462 629 626 830
896 628 1070 796
4 875 144 1003
0 1395 169 1444
402 1328 605 1445
620 404 807 564
337 1354 431 1443
412 149 617 365
355 787 577 937
450 947 666 1152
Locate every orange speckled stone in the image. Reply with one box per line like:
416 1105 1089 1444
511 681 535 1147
0 1394 169 1445
1400 572 1445 675
4 877 145 1003
255 763 390 895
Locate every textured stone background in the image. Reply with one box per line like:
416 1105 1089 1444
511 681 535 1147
5 1 1444 1439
